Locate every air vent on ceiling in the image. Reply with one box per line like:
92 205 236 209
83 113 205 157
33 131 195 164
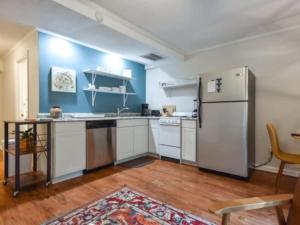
140 53 165 61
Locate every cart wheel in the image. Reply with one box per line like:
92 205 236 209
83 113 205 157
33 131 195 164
45 181 51 188
3 180 7 186
13 191 19 197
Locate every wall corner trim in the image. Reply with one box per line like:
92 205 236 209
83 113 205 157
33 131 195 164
2 28 38 59
0 60 3 73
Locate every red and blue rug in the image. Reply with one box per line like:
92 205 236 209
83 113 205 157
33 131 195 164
44 187 214 225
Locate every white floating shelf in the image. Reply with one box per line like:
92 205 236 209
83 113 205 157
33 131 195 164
159 80 197 89
83 89 136 95
83 69 132 80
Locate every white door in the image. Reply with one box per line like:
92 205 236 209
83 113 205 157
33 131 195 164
134 125 148 155
116 127 134 160
182 128 196 162
16 56 29 120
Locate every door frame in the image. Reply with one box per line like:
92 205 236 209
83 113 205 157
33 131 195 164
15 50 29 120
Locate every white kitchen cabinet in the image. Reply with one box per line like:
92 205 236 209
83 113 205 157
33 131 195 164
52 122 86 178
116 126 134 160
182 120 196 162
116 119 148 161
148 119 159 154
134 125 148 155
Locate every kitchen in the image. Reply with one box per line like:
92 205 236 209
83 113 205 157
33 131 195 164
38 32 199 183
0 1 300 225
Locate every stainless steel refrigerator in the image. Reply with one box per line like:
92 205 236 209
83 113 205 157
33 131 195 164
197 66 255 179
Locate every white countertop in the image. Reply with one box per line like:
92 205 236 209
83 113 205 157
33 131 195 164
37 113 197 122
45 116 160 122
38 116 197 122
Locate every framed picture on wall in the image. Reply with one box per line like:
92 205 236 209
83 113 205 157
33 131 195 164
51 67 76 93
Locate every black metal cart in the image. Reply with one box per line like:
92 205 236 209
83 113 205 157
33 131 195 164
3 120 51 197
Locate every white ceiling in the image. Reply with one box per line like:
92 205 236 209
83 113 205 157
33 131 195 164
93 0 300 54
0 17 32 57
1 0 300 65
0 0 164 64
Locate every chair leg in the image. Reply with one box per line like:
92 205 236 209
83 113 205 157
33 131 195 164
221 214 230 225
275 161 285 193
275 206 286 225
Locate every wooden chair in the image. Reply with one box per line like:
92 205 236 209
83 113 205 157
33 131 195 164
266 123 300 192
209 175 300 225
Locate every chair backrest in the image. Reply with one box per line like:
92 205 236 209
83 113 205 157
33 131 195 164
287 175 300 225
266 123 282 159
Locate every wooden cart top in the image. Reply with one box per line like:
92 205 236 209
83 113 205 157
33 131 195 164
3 119 52 125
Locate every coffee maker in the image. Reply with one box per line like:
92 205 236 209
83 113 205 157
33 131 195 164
141 104 150 116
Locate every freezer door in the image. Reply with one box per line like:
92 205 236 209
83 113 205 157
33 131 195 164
200 67 248 102
197 102 249 177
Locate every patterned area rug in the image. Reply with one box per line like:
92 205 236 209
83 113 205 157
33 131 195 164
44 187 214 225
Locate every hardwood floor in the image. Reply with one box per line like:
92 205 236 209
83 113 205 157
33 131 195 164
0 158 296 225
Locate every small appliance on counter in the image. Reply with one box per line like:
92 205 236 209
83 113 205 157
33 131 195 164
151 110 161 117
50 105 62 118
162 104 176 117
141 103 150 116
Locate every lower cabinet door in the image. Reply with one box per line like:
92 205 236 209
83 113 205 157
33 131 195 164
149 126 159 154
54 133 86 177
134 125 148 155
182 128 196 162
116 127 134 160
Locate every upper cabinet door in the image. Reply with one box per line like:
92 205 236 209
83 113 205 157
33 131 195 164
200 67 248 102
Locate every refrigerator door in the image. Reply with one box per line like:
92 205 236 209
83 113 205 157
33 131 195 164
200 67 248 102
197 101 249 177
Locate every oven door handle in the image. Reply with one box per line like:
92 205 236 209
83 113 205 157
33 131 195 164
159 123 180 126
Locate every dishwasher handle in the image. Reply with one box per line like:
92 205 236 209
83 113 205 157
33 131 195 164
86 120 116 129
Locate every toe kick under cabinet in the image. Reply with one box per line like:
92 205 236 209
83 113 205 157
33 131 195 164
52 122 86 182
116 119 149 162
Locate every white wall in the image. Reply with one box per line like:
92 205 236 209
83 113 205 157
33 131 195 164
1 30 39 175
146 27 300 175
146 69 196 112
2 29 39 122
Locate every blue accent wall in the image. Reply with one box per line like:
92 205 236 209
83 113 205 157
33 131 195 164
39 32 146 113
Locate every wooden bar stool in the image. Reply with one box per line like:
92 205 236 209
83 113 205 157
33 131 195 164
266 123 300 193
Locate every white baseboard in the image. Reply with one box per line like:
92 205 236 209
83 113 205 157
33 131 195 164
256 165 300 178
52 171 83 184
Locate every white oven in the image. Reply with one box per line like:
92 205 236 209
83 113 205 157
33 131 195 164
158 117 181 159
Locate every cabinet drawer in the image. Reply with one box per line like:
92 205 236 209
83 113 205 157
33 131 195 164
182 120 196 128
54 122 85 135
117 119 148 127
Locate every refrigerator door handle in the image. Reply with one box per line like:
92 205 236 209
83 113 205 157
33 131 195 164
198 77 202 128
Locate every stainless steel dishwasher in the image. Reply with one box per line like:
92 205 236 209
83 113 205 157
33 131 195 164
86 120 116 170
